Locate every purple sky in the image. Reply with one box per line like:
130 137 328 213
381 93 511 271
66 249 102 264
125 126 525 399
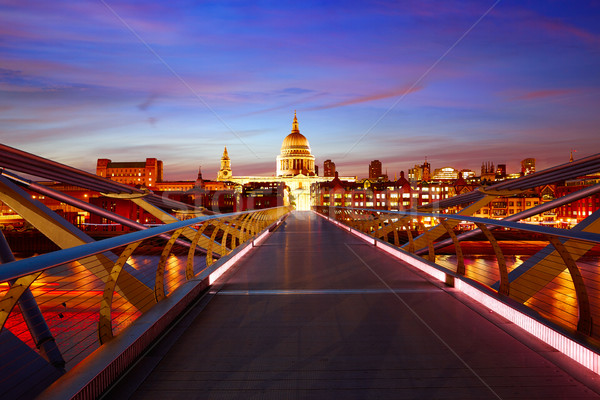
2 1 600 180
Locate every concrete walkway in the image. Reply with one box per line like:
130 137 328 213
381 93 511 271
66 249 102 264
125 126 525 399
112 211 600 399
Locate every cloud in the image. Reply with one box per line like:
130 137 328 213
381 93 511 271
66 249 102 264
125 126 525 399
533 17 600 45
277 87 316 96
137 93 160 111
310 86 424 110
508 88 581 101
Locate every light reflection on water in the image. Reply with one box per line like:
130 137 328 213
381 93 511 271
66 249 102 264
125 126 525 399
436 255 528 287
1 254 206 370
436 254 600 334
4 250 600 371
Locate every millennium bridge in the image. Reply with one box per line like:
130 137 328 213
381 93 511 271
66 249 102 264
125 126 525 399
2 144 600 399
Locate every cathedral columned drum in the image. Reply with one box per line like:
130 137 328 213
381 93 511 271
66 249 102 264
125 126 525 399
276 111 316 177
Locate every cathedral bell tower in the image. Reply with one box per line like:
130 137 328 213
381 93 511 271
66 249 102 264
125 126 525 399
217 146 232 181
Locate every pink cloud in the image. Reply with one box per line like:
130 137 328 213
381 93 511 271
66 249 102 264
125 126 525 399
311 86 424 110
509 88 580 101
0 2 179 45
534 18 599 44
494 6 600 46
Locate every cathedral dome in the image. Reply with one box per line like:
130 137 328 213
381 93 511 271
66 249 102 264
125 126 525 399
281 132 311 156
276 111 315 177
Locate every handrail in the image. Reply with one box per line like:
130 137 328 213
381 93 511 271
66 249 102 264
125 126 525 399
0 209 268 283
329 207 600 244
0 206 292 399
314 205 600 341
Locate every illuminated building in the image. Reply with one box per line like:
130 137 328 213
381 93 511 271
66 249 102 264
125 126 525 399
97 157 195 193
313 171 455 213
481 161 495 183
0 182 96 229
496 164 507 179
460 169 476 180
240 182 288 210
276 112 316 176
96 158 163 187
521 158 536 175
369 160 382 180
408 159 431 183
556 174 600 227
89 197 162 231
432 167 458 182
217 147 233 181
188 167 239 213
323 160 336 177
218 112 355 210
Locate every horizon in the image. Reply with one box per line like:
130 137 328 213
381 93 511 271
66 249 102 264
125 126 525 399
2 1 599 181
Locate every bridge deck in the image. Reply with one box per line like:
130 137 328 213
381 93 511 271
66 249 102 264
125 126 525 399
113 211 600 399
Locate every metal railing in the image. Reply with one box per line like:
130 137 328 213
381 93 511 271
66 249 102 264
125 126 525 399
314 206 600 341
0 206 291 399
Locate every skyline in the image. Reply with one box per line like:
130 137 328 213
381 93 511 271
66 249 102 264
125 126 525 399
2 1 600 180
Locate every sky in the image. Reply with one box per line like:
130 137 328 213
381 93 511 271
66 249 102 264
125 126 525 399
1 0 600 181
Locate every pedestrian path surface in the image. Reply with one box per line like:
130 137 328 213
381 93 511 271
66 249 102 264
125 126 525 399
113 211 600 399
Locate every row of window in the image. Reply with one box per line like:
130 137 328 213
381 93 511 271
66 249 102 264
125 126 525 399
111 173 146 177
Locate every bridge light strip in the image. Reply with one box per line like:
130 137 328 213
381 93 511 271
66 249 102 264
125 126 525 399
317 212 600 375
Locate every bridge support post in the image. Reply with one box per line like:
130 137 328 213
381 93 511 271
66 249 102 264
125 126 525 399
475 223 509 296
440 218 465 276
546 235 593 336
407 194 499 253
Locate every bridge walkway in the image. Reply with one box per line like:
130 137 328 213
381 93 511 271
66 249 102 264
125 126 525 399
109 211 600 399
